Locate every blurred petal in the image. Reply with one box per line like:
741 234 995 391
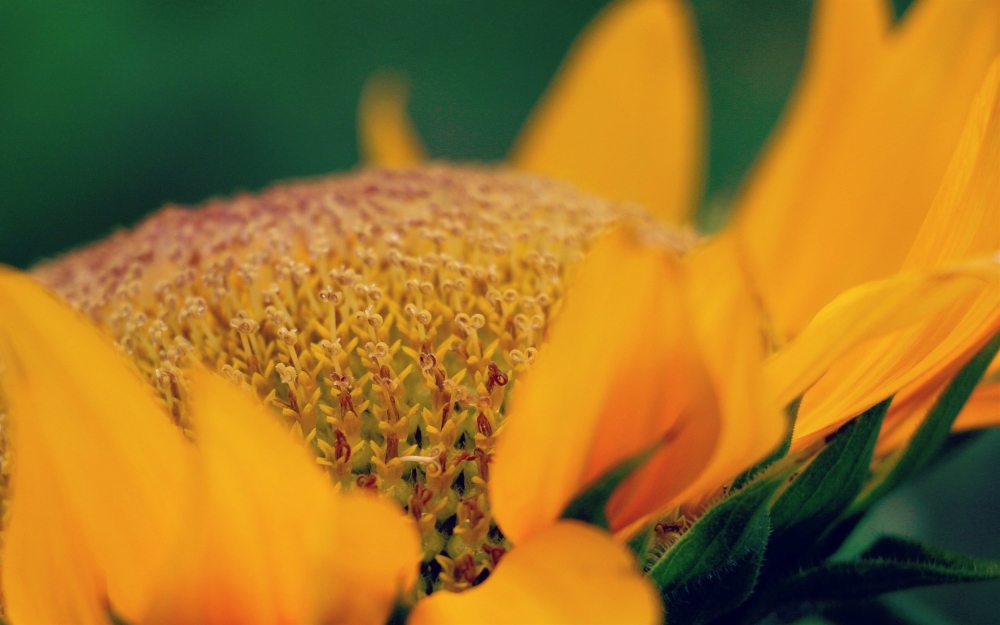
606 235 785 532
876 376 1000 456
0 268 192 623
736 0 998 340
511 0 704 225
147 371 420 625
776 59 1000 442
408 521 661 625
953 382 1000 431
903 56 1000 269
357 73 427 168
766 262 999 410
489 228 709 544
795 270 1000 444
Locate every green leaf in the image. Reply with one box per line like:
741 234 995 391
731 397 799 491
851 329 1000 514
661 510 770 625
742 536 1000 623
648 477 780 590
767 399 890 561
561 444 657 530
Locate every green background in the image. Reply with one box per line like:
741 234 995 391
2 1 997 623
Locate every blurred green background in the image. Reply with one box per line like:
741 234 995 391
2 0 997 623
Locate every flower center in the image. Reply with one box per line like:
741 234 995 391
24 166 670 596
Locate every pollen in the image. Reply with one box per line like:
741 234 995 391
22 166 682 596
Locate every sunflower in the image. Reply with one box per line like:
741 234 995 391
0 0 998 623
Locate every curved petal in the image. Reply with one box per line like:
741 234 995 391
510 0 704 225
765 262 999 410
489 228 706 544
146 371 420 625
903 56 1000 269
770 59 1000 442
0 268 192 623
606 235 785 532
796 272 1000 444
357 73 427 168
408 521 661 625
735 0 998 341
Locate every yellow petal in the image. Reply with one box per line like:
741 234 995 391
765 262 999 411
357 72 427 168
904 56 1000 270
489 228 708 544
146 371 420 625
408 521 661 625
735 0 888 340
954 382 1000 431
876 376 1000 456
0 268 192 623
770 58 1000 443
606 235 786 532
797 272 1000 444
510 0 704 225
735 0 998 341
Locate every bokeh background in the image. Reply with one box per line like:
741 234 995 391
1 1 997 622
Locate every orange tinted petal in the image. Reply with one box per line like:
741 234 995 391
736 0 998 340
876 376 1000 456
607 236 785 531
147 371 420 625
357 73 427 168
796 271 1000 444
954 382 1000 431
0 269 192 623
408 521 661 625
776 59 1000 442
511 0 704 225
736 0 888 320
766 262 998 410
489 228 706 544
904 56 1000 269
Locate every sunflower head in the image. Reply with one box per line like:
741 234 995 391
21 165 691 596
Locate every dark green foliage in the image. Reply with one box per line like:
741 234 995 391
645 332 1000 624
649 478 780 624
739 536 1000 624
766 399 890 566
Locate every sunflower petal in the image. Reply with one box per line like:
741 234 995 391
357 73 427 168
510 0 704 225
876 379 1000 456
606 235 785 532
766 262 999 412
954 382 1000 431
147 371 420 625
736 0 998 340
489 228 707 544
0 268 192 623
407 521 661 625
904 56 1000 269
772 57 1000 442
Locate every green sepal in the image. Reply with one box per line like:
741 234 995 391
851 328 1000 515
648 477 780 591
767 399 890 561
730 397 799 491
561 444 657 530
742 535 1000 622
660 510 770 625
